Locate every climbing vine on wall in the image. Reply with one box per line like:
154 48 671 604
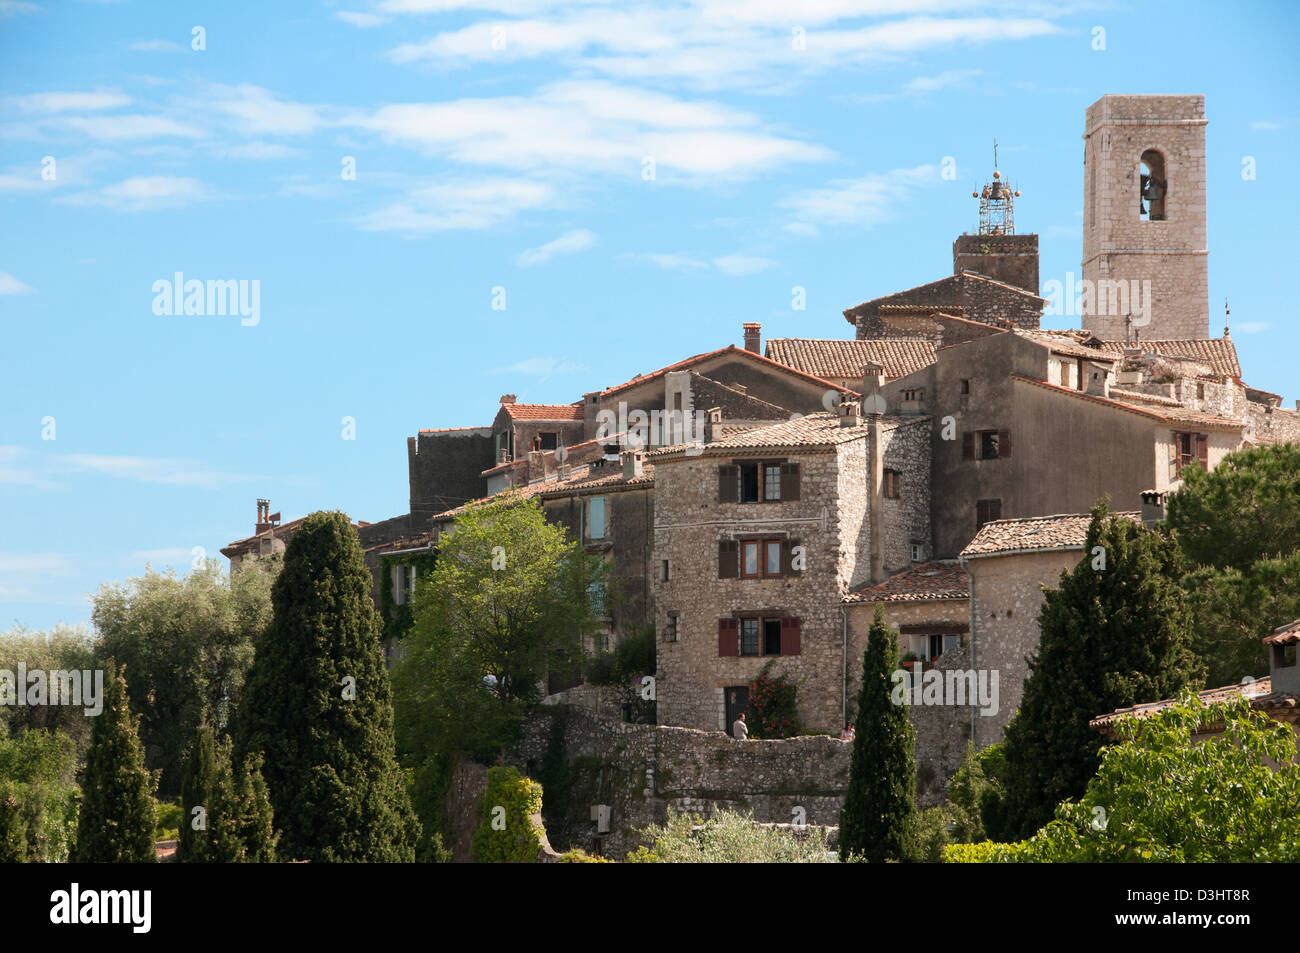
378 550 439 644
748 662 801 739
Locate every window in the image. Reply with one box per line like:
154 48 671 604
911 543 925 562
1139 149 1167 222
588 580 606 617
588 496 606 539
665 612 679 643
538 432 558 451
392 564 416 605
720 461 800 503
909 633 960 662
1173 431 1208 477
738 538 784 579
960 379 970 395
976 498 1002 529
903 388 924 401
964 430 1011 461
661 559 670 581
720 616 801 657
883 469 901 499
1196 382 1205 400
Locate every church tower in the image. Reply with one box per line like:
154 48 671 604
952 145 1039 294
1082 95 1209 340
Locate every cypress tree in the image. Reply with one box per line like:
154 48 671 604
992 499 1204 841
839 606 917 862
230 751 277 862
72 660 156 862
178 725 217 862
236 510 418 862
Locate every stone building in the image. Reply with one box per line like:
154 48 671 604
650 404 930 735
1082 94 1209 341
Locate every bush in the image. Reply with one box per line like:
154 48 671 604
747 662 800 739
155 798 182 841
0 729 79 863
558 848 612 863
471 766 545 863
627 808 835 863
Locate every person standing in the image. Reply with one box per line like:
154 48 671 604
733 712 749 740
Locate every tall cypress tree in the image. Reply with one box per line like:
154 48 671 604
236 511 418 862
231 751 277 862
992 499 1204 841
72 660 156 862
178 725 217 862
839 606 917 862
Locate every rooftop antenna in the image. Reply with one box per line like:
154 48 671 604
973 138 1020 235
1224 296 1231 337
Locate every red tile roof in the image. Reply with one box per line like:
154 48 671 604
1264 619 1300 647
500 402 584 421
417 425 492 434
649 411 914 459
599 345 853 399
1095 338 1240 379
960 511 1141 559
1090 676 1300 734
844 561 970 604
1013 375 1245 430
765 338 938 381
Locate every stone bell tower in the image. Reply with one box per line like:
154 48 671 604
1081 94 1209 340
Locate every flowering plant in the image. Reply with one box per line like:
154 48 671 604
747 662 800 739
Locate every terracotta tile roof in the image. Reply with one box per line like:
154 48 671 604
960 511 1141 559
481 458 525 476
1016 330 1116 362
765 338 938 381
1107 388 1184 408
221 515 311 552
1013 375 1244 430
599 345 853 398
500 402 584 421
1095 338 1241 378
844 561 970 604
844 271 1044 323
417 425 492 434
365 533 437 554
431 466 597 521
538 462 655 496
649 411 909 459
1090 676 1300 733
1264 619 1300 647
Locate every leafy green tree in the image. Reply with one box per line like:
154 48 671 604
236 510 417 862
945 742 988 845
394 495 603 851
992 500 1203 841
179 724 277 863
471 766 546 863
627 807 835 863
178 726 217 862
946 692 1300 862
1164 444 1300 685
0 625 97 762
839 606 917 862
0 728 80 862
92 558 277 797
72 660 156 862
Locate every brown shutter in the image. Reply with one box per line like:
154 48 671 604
390 565 401 605
718 618 739 657
718 464 738 502
718 540 738 578
962 432 975 460
780 462 800 500
990 498 1002 521
998 430 1011 459
1196 434 1208 471
779 617 801 656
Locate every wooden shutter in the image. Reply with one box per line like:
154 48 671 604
779 462 800 500
718 618 739 657
390 565 402 605
990 498 1002 521
718 464 738 502
718 540 738 578
962 432 975 460
779 617 801 656
998 430 1011 459
1196 434 1208 471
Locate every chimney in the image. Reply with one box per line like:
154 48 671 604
1084 361 1110 398
743 322 761 353
859 362 886 398
838 397 862 428
704 407 722 443
621 449 645 480
256 498 272 534
866 412 885 583
500 394 517 405
1140 489 1166 528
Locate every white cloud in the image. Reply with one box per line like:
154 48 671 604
780 163 937 230
347 80 829 178
0 0 39 15
59 114 205 140
206 83 323 136
620 252 709 271
64 176 212 211
220 141 303 160
5 90 132 112
712 254 776 276
128 547 197 564
129 39 183 52
336 10 391 26
1235 321 1269 334
1249 120 1284 131
0 272 33 294
516 228 596 265
490 356 586 375
58 453 259 489
904 68 981 92
355 178 555 233
0 553 68 573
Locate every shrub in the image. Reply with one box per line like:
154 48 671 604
627 807 835 863
747 662 800 739
471 766 545 863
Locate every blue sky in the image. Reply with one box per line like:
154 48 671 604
2 0 1297 631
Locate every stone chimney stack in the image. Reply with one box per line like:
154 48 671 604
743 322 761 353
1083 361 1110 398
704 407 722 443
499 394 517 405
621 450 645 480
255 499 272 534
838 398 862 428
1140 489 1166 527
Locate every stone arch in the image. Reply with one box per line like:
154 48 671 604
1139 148 1167 221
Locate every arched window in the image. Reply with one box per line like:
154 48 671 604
1139 149 1167 221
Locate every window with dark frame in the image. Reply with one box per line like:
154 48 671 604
719 460 800 504
976 498 1002 529
723 616 800 657
538 432 558 451
736 538 784 579
741 618 760 656
883 469 901 499
1173 431 1208 477
964 430 1012 461
980 431 1000 459
665 612 679 643
960 379 970 395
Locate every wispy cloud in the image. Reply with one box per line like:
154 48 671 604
128 547 198 564
712 253 776 276
356 178 555 233
58 114 205 140
0 272 33 294
63 175 212 211
904 68 982 92
517 228 596 266
490 356 587 377
0 0 39 16
0 553 68 573
336 10 390 27
129 39 183 52
1249 119 1285 131
205 83 324 136
780 163 937 233
5 90 132 112
57 453 260 489
219 141 303 160
1235 321 1269 334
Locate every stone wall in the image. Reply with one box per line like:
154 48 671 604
510 705 851 859
849 273 1043 340
408 428 495 522
952 233 1040 295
